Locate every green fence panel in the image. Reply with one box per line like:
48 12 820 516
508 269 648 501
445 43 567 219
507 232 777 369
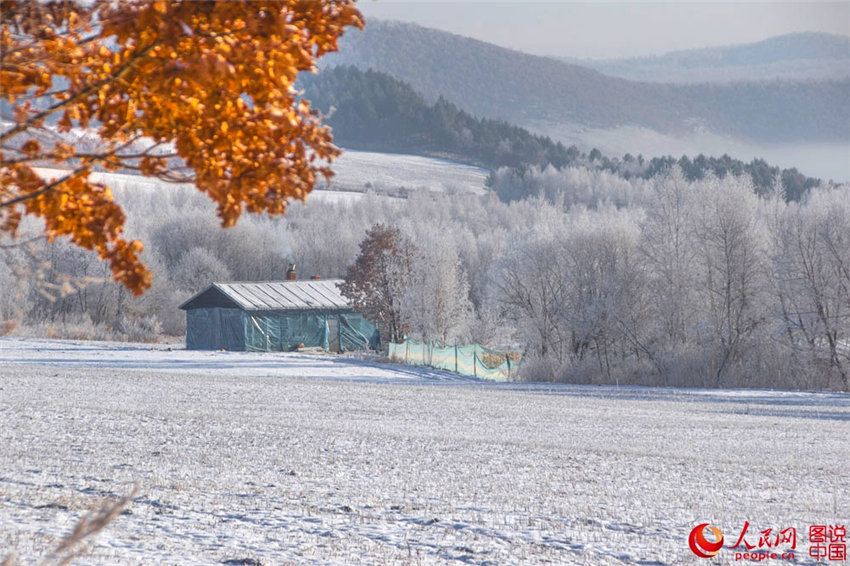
388 342 405 362
407 340 427 366
430 344 457 373
389 339 520 381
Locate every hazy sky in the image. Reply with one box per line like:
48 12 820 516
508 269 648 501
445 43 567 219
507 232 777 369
357 1 850 59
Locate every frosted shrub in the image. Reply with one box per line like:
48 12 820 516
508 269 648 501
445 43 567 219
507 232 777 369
42 313 111 341
398 228 473 344
171 247 232 294
111 314 162 343
516 354 567 383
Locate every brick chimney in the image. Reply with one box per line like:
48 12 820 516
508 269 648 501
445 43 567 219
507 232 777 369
286 264 296 281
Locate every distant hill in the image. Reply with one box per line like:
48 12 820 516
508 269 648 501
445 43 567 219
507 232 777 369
322 21 850 143
299 66 822 201
298 66 577 169
567 32 850 84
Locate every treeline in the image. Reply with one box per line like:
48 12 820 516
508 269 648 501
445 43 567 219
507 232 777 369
2 169 849 391
302 65 823 201
299 65 576 169
491 155 823 204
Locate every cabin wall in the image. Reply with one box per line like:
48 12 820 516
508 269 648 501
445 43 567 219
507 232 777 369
185 308 245 350
244 310 380 353
185 308 380 352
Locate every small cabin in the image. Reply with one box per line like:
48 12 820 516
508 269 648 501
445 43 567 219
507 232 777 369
179 279 379 353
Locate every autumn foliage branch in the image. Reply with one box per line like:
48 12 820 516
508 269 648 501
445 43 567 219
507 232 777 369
0 0 363 294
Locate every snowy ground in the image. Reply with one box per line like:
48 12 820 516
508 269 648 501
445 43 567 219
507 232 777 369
36 148 488 207
1 339 848 565
316 149 488 195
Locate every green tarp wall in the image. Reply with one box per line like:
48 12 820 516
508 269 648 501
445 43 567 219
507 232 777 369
389 339 520 381
186 308 379 352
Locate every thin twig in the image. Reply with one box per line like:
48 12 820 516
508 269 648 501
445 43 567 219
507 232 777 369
0 166 89 208
0 234 45 249
1 42 160 145
43 484 139 566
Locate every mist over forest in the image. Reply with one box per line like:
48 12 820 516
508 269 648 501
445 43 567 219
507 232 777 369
299 65 825 201
322 21 850 181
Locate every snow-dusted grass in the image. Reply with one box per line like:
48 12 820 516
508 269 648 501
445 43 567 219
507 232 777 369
1 339 847 565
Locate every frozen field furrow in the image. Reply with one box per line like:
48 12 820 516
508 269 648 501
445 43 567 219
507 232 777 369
0 339 848 565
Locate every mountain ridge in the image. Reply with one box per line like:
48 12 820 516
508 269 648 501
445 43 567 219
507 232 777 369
566 32 850 83
322 21 850 144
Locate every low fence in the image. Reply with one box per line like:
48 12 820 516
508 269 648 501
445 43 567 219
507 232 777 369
388 339 520 381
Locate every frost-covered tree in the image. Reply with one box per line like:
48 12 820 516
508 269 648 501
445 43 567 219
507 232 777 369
171 247 232 294
490 216 571 373
151 213 285 282
400 231 472 344
771 186 850 390
560 209 646 381
487 164 649 209
490 206 646 382
692 174 768 385
640 168 697 344
280 203 368 279
638 167 700 380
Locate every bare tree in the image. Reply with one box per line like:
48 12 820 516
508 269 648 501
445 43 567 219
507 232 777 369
559 210 646 382
772 187 850 390
490 225 570 371
400 231 472 344
340 224 414 344
638 167 699 380
692 174 768 385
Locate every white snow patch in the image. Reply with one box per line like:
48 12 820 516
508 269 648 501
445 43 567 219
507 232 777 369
33 147 489 207
319 149 488 195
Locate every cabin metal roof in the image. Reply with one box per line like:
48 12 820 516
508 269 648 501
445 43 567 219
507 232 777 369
179 280 351 312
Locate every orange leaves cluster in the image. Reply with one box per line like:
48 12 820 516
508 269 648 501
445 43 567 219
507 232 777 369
0 0 362 294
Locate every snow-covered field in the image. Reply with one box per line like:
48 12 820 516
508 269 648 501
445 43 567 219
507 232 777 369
1 339 848 565
313 149 488 195
35 148 488 209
